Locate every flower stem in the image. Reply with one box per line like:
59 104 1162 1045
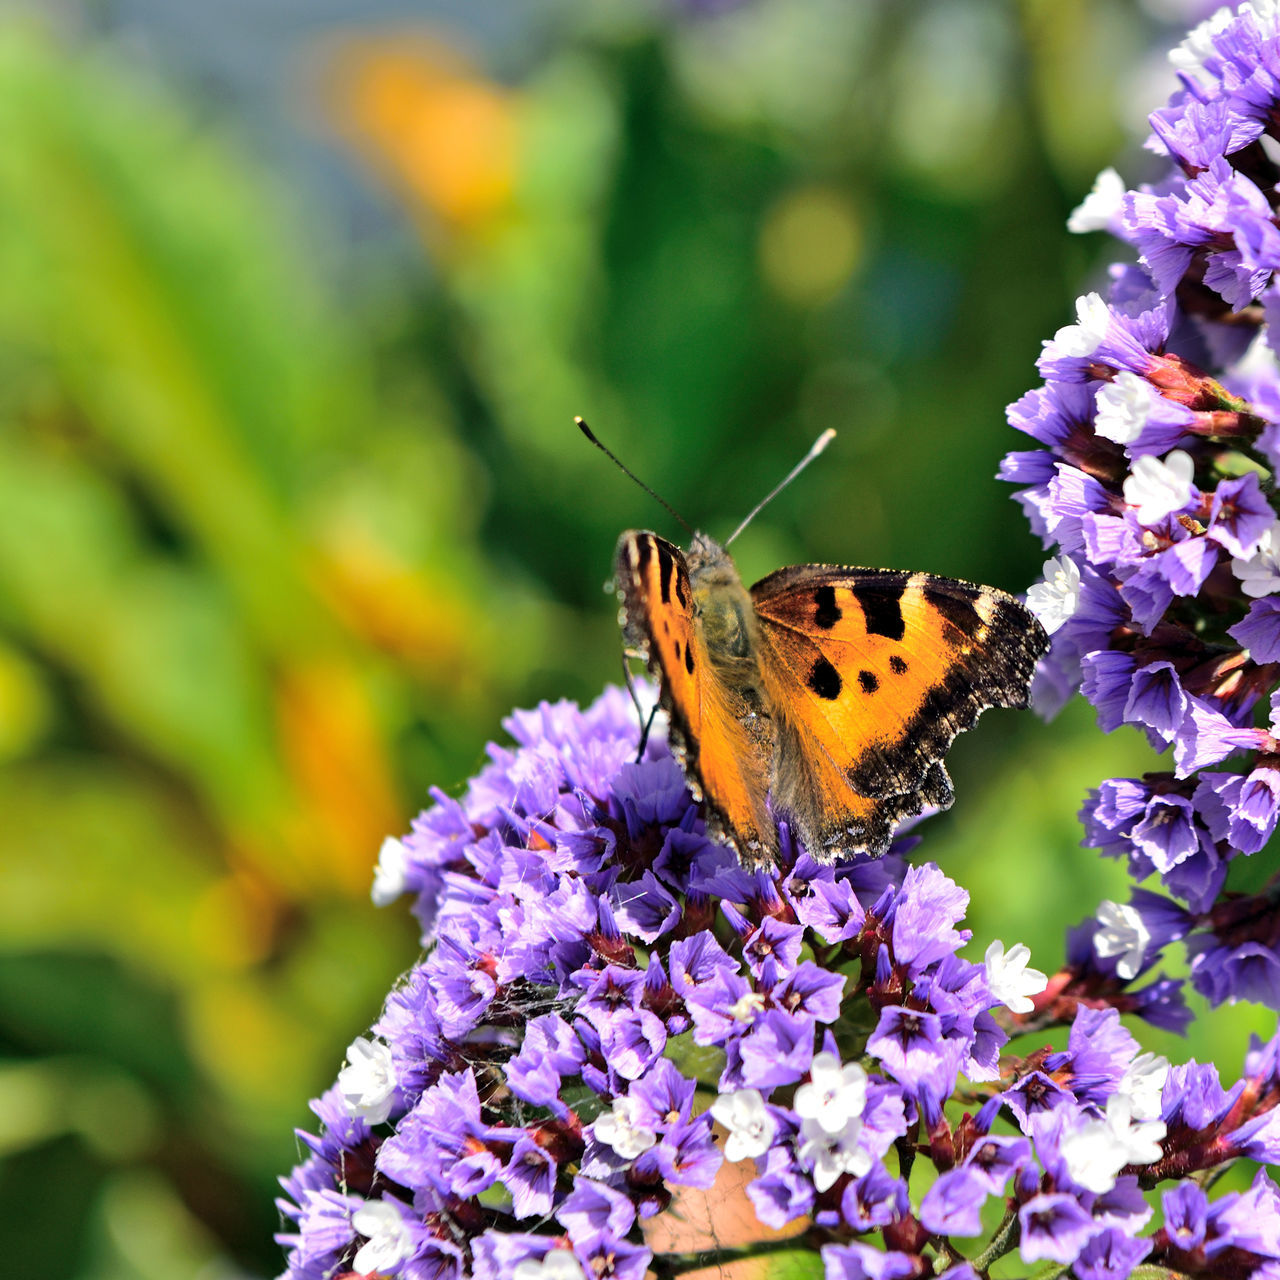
650 1234 816 1278
971 1203 1019 1274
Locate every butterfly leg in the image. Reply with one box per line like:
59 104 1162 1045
620 654 658 760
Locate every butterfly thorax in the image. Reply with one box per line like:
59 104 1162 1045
686 532 762 679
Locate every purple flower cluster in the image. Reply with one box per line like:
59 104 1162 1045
277 686 1280 1279
1007 0 1280 1012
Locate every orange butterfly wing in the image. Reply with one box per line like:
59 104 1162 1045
751 566 1048 857
615 532 776 863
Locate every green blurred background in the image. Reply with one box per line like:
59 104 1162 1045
0 1 1272 1277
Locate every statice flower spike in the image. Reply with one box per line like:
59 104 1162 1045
275 674 1280 1279
1004 0 1280 1014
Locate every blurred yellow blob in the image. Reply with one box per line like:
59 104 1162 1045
275 660 404 895
0 641 51 761
189 867 282 970
759 185 863 306
322 33 518 240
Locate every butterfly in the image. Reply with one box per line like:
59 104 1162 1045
615 529 1048 867
595 424 1050 868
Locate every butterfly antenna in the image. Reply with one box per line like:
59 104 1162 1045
576 417 693 534
725 428 836 548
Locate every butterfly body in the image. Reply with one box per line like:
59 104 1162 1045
616 529 1048 868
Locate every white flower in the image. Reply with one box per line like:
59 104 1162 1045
1232 520 1280 598
1061 1095 1167 1194
1052 292 1113 358
984 939 1049 1015
592 1095 656 1159
1067 167 1126 234
797 1114 870 1192
710 1088 778 1162
513 1250 587 1280
352 1198 415 1275
1026 556 1082 635
1169 7 1233 78
1122 449 1195 525
728 991 768 1022
1117 1051 1170 1122
1094 900 1151 981
793 1053 868 1137
371 836 411 906
337 1037 398 1124
1094 370 1157 444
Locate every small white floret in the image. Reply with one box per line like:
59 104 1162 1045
513 1250 588 1280
1061 1095 1167 1194
337 1037 398 1124
352 1198 415 1275
984 940 1049 1015
1052 292 1114 358
797 1114 870 1192
1093 900 1151 981
1233 520 1280 598
794 1053 869 1137
1094 370 1156 444
593 1095 657 1159
1026 556 1082 636
1122 450 1195 525
371 836 411 906
1117 1051 1170 1122
728 991 768 1023
1067 168 1126 234
709 1088 778 1162
1169 8 1233 78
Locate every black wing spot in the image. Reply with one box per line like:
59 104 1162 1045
675 571 690 610
807 657 842 700
685 644 695 674
813 585 841 629
924 586 984 640
859 586 905 641
858 670 879 694
656 542 677 605
889 655 908 675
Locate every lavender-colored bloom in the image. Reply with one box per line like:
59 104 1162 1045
1071 1227 1152 1280
821 1241 921 1280
1001 1070 1077 1134
1209 472 1274 559
1018 1192 1100 1265
840 1166 909 1231
918 1167 988 1237
866 1006 960 1099
888 864 971 976
1229 597 1280 662
963 1132 1031 1195
1122 662 1188 744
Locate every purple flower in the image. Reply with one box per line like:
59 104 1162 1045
1228 597 1280 662
867 1007 960 1099
888 864 971 976
1071 1227 1152 1280
1209 473 1274 559
1018 1192 1100 1265
918 1167 988 1237
840 1166 909 1231
821 1241 921 1280
1122 661 1188 744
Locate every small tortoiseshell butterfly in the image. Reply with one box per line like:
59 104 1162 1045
584 420 1049 868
